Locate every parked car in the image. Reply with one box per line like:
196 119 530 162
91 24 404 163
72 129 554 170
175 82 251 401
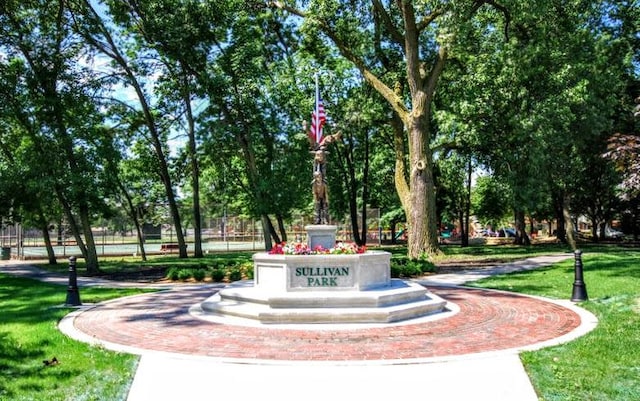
605 227 624 239
495 228 516 237
478 229 498 237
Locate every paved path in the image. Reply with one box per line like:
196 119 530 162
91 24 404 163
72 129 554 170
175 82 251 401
1 254 598 401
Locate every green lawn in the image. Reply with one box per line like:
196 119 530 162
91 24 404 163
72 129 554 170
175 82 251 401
2 244 638 400
0 276 150 401
470 248 640 401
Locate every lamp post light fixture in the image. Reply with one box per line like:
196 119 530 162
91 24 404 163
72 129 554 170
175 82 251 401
65 256 82 306
571 249 588 302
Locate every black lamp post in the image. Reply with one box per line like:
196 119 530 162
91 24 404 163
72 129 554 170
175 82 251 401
65 256 82 306
571 249 588 302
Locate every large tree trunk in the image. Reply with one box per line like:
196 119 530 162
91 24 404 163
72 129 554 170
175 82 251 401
590 216 599 242
117 179 147 261
57 218 64 246
79 206 99 274
133 218 146 261
514 209 530 245
56 187 89 264
553 193 566 243
261 215 273 251
335 129 366 246
598 222 606 241
191 154 203 258
359 131 370 247
265 215 281 245
458 209 466 245
183 73 203 258
161 169 188 258
562 193 577 250
276 214 288 243
41 223 57 265
389 220 397 245
406 117 439 259
461 157 472 247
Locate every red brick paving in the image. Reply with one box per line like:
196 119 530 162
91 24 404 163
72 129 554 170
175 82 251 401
73 286 582 361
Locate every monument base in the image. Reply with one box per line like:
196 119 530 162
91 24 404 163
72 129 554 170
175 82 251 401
197 225 448 325
198 250 448 324
199 279 447 324
305 224 337 250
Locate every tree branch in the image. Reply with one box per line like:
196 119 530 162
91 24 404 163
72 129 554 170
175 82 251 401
371 0 404 48
398 0 421 100
271 1 306 18
424 45 447 99
416 8 444 32
272 0 409 122
472 0 511 40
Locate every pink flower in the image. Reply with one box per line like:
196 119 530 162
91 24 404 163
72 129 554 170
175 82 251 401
269 241 366 255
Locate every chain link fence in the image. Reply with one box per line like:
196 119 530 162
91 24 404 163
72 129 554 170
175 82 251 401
2 209 382 260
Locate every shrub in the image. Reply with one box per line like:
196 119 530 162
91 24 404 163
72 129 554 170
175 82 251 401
192 269 206 282
210 268 226 282
391 256 435 278
228 268 242 282
166 267 180 281
177 269 192 281
403 260 425 277
412 259 436 274
244 264 254 280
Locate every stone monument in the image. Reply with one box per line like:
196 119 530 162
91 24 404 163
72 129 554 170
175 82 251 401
196 123 447 324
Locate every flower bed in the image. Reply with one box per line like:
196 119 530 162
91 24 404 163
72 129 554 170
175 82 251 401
269 241 367 255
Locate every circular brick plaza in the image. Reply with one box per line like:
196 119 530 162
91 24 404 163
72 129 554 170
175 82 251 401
70 284 586 362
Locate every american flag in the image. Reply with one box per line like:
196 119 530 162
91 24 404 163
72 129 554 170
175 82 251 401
310 97 326 145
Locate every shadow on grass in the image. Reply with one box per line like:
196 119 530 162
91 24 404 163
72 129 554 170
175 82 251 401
0 331 44 398
0 330 83 398
581 251 640 278
466 268 564 295
0 276 70 325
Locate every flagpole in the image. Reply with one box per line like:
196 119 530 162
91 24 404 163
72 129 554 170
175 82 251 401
314 73 320 144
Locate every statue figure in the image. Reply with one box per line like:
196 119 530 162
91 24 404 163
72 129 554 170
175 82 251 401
305 119 342 225
313 149 326 177
312 132 341 180
318 131 342 150
312 171 329 225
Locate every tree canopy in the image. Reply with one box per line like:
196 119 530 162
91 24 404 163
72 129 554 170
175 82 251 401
0 0 638 263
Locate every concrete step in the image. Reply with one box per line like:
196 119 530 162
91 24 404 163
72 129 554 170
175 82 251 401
217 279 430 309
199 281 448 324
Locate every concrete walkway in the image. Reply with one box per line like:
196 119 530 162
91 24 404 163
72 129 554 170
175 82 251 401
0 254 597 401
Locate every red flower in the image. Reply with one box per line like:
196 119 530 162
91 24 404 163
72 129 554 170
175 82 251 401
269 242 285 255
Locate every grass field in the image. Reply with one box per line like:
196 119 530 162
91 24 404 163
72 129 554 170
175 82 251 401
1 243 638 400
0 277 149 401
470 248 640 401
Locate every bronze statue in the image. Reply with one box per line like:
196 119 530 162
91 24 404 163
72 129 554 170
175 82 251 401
312 171 329 224
305 120 342 225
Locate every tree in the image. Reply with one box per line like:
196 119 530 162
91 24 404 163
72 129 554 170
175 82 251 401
68 0 189 257
273 0 512 259
328 85 388 246
573 137 621 242
0 0 117 272
471 174 511 230
604 97 640 240
434 152 474 246
98 0 221 258
438 0 632 249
